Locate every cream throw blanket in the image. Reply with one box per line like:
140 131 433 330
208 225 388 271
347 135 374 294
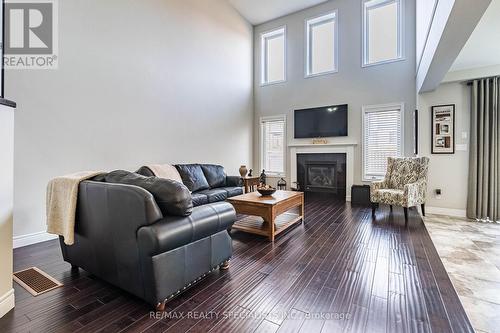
146 164 183 183
46 171 104 245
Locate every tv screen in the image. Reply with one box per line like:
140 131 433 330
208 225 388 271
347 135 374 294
294 104 348 138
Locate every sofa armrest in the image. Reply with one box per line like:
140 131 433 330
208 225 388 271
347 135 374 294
370 178 388 202
138 202 236 256
226 175 243 187
78 181 163 231
404 179 426 206
59 181 164 300
370 178 388 192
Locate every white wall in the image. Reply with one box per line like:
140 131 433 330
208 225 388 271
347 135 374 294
253 0 416 185
7 0 254 242
0 104 15 317
418 82 470 214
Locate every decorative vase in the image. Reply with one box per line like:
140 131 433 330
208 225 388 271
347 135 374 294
248 169 253 177
239 165 248 177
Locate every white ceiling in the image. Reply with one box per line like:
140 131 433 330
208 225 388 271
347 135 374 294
228 0 328 25
449 0 500 72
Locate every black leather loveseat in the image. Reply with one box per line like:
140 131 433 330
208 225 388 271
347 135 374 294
137 163 244 205
59 166 239 310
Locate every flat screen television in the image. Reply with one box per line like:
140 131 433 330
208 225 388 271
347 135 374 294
294 104 348 138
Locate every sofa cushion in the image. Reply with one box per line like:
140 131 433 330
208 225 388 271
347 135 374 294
175 164 210 192
197 189 228 203
222 187 243 198
191 193 209 207
105 170 193 217
200 164 226 188
371 188 406 206
226 176 243 187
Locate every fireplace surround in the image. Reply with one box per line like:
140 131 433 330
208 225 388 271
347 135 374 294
297 154 346 198
289 142 356 201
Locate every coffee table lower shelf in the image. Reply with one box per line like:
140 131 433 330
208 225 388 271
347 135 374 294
232 211 302 240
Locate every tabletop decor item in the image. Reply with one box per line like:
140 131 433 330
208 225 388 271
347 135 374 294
257 184 276 196
239 165 248 177
259 170 266 184
277 178 287 190
248 169 253 177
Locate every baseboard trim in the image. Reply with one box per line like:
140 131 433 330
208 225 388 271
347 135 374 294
426 206 467 218
0 289 15 318
13 231 58 249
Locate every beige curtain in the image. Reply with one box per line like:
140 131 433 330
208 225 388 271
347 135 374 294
467 77 500 221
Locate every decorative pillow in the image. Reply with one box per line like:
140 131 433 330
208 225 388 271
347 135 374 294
201 164 226 188
175 164 210 192
137 164 183 184
105 170 193 217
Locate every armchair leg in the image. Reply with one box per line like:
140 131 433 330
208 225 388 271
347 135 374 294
371 203 377 217
404 207 408 226
421 204 425 216
389 205 393 212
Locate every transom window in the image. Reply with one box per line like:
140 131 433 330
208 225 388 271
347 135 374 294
362 103 404 181
362 0 404 66
260 116 286 176
306 11 338 77
261 27 286 85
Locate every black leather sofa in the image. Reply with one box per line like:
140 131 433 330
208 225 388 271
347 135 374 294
137 163 244 205
59 164 241 310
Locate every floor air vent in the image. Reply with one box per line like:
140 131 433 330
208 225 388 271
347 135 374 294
13 267 63 296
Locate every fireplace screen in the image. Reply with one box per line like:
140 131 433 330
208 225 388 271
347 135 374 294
306 162 337 189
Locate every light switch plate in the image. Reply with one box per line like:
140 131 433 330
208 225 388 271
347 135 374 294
456 144 468 151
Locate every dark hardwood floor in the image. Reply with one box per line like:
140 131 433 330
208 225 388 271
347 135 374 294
2 194 473 333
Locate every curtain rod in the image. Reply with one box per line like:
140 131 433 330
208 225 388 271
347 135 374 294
466 76 500 86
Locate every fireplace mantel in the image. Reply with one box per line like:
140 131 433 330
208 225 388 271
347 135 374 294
288 142 358 148
289 142 356 201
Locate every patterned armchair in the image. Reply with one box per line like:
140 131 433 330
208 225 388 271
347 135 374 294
370 157 429 223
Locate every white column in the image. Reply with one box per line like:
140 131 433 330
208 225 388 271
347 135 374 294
0 103 15 318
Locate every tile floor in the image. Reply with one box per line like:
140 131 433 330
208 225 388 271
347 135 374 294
424 214 500 333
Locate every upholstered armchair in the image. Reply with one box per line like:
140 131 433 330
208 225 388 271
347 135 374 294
370 157 429 224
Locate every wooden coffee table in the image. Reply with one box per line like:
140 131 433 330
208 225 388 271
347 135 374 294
227 190 304 241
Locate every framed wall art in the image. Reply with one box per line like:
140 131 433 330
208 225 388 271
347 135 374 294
431 104 455 154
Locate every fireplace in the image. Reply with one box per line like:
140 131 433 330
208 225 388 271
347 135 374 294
297 153 346 198
306 162 337 190
290 143 355 201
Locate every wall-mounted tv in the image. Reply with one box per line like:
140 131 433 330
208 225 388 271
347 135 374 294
294 104 348 138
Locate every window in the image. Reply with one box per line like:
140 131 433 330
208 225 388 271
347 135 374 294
362 0 403 66
261 27 286 85
362 103 403 181
306 11 338 77
260 116 286 176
